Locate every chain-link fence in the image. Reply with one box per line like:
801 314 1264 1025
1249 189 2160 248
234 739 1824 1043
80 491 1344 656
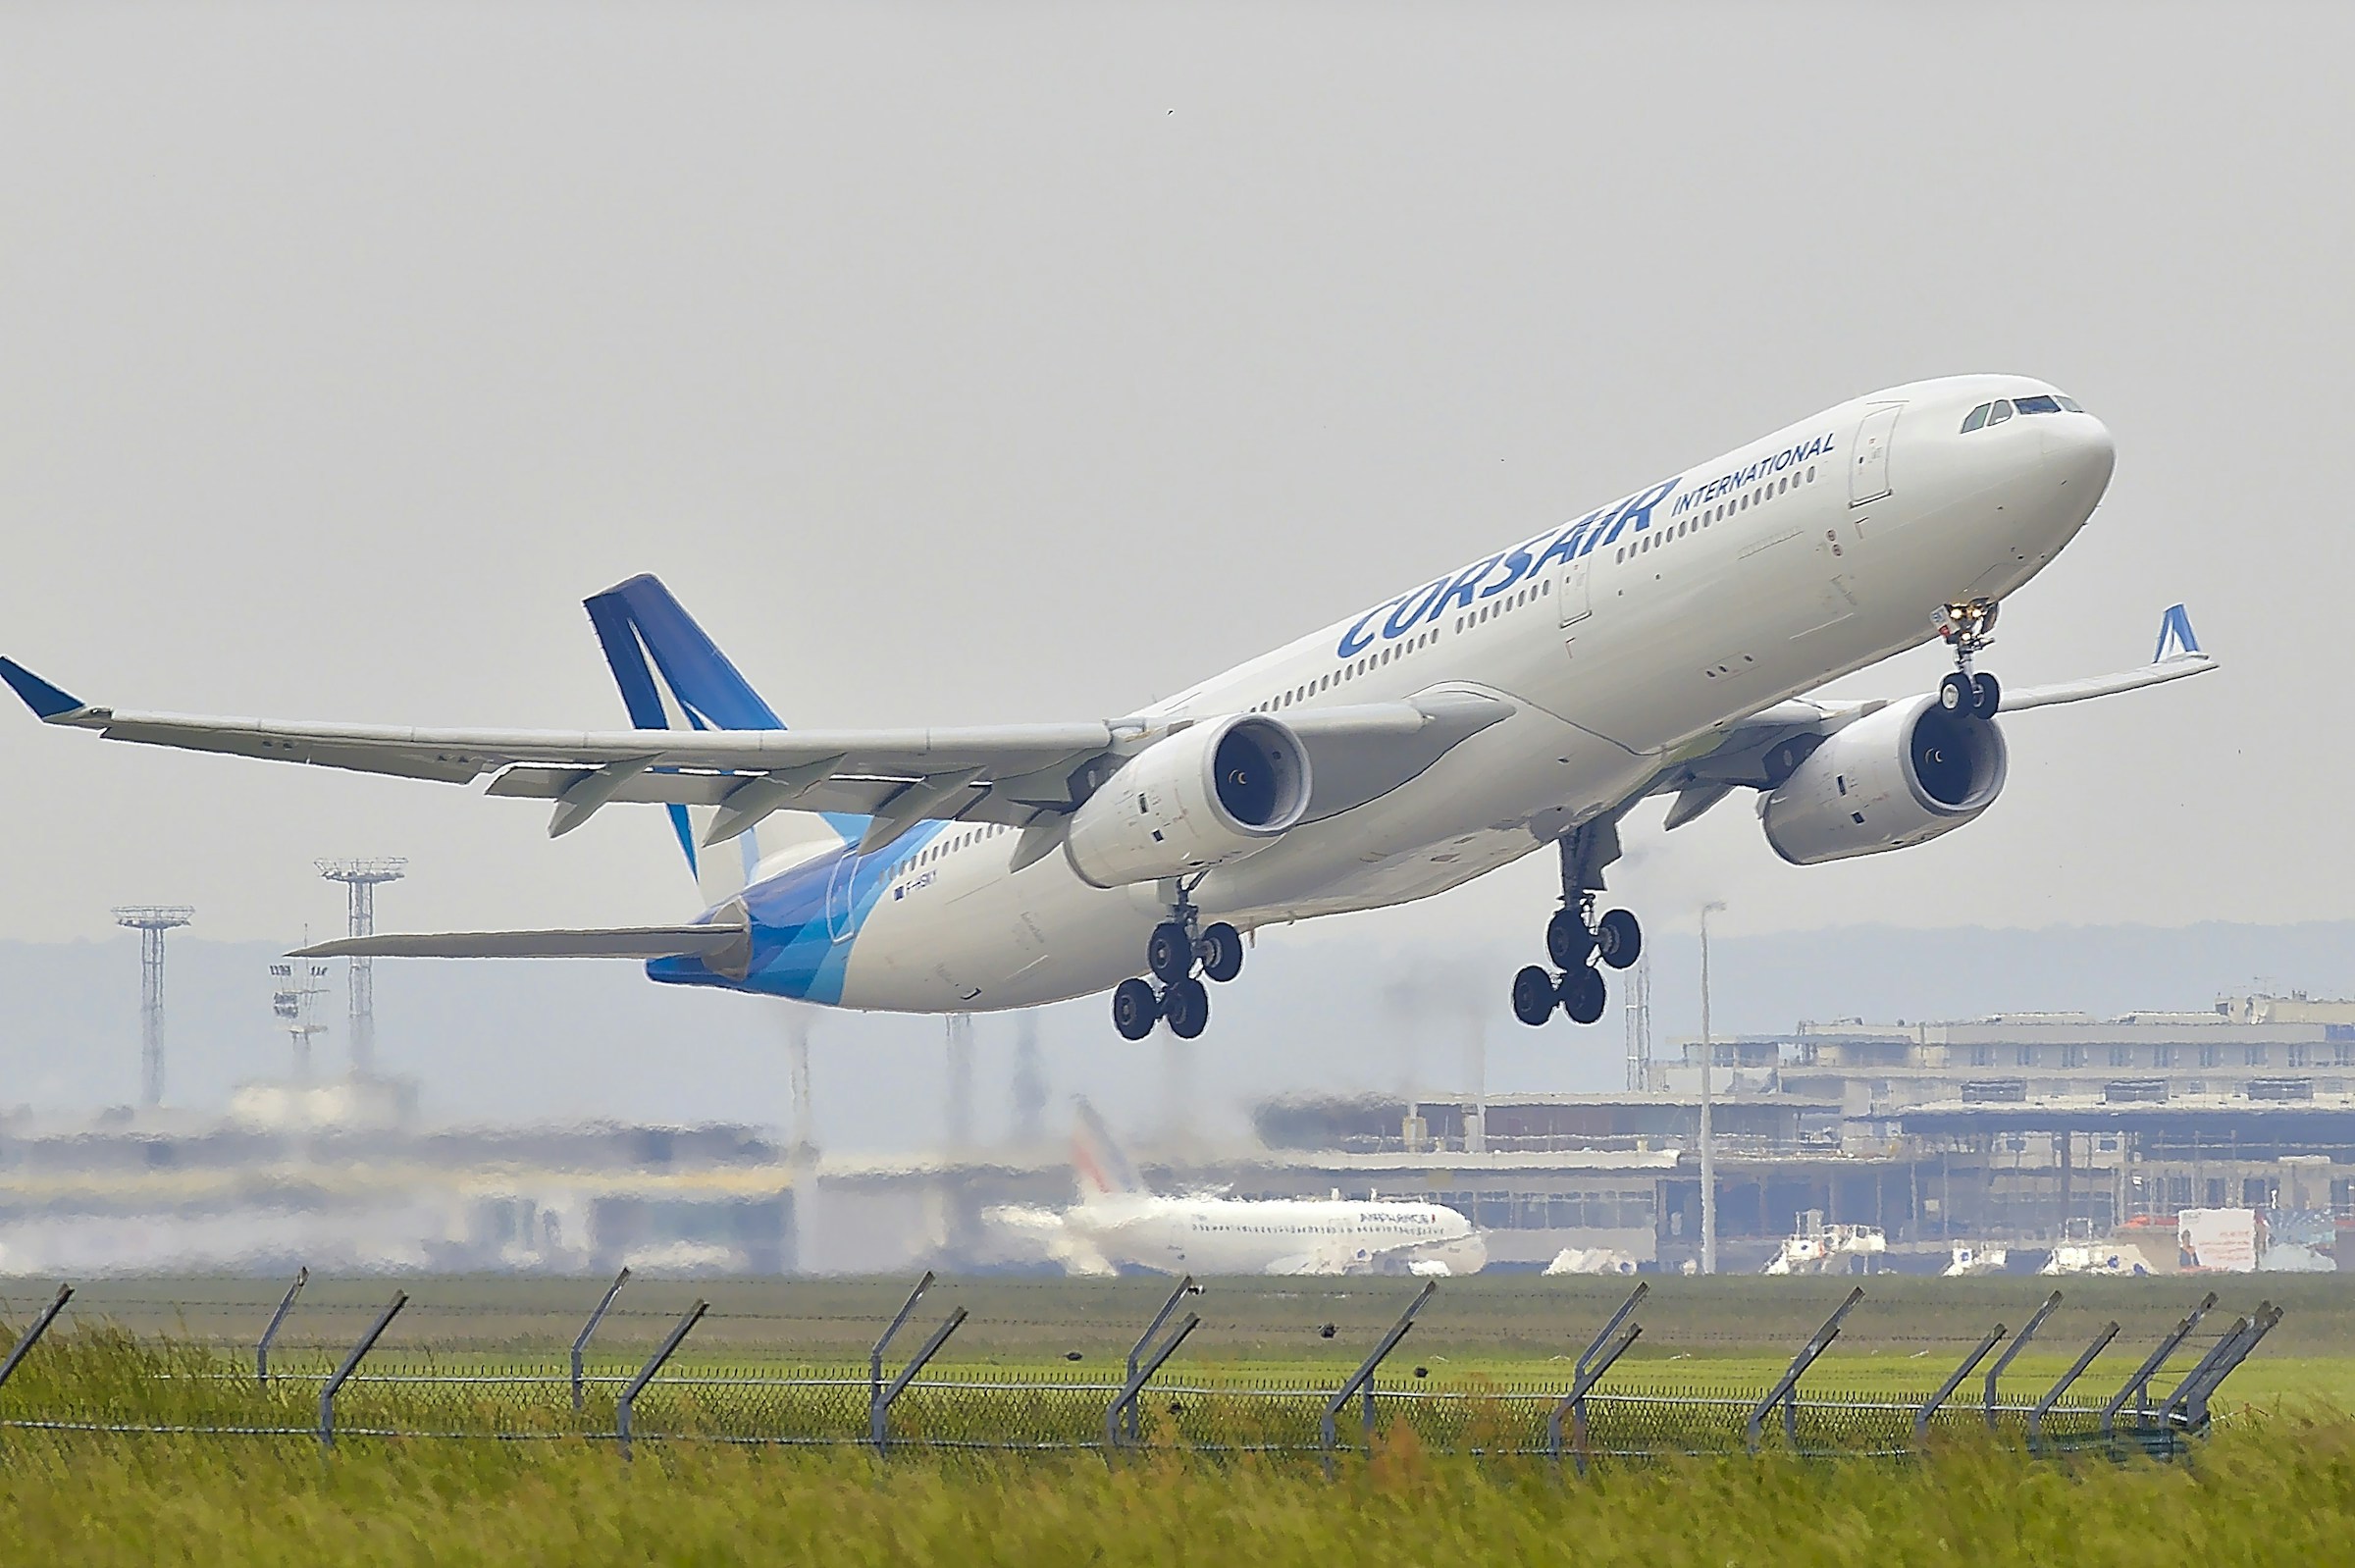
0 1273 2283 1467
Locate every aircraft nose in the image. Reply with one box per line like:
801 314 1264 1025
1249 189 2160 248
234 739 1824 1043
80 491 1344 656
2042 412 2116 494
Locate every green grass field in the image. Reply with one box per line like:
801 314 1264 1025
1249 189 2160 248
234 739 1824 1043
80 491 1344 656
4 1275 2347 1563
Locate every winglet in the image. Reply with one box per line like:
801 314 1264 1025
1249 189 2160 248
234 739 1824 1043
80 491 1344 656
0 658 87 720
2154 603 2202 662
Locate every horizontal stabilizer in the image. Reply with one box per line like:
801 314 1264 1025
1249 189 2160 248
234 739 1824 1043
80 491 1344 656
292 923 745 961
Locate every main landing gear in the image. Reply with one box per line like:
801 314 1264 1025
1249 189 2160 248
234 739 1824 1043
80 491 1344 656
1113 885 1244 1042
1934 599 2003 718
1513 819 1642 1028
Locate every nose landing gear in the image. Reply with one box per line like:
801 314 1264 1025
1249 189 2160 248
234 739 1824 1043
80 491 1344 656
1115 883 1243 1040
1934 599 2004 717
1513 818 1642 1028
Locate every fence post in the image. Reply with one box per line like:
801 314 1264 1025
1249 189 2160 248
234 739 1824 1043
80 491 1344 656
0 1283 74 1394
2027 1319 2119 1450
1575 1281 1648 1385
1913 1324 2005 1444
1105 1310 1201 1454
869 1271 934 1439
1547 1321 1642 1476
2100 1291 2216 1439
257 1267 307 1387
870 1303 968 1457
2157 1313 2248 1430
615 1299 706 1460
572 1267 632 1413
1320 1280 1437 1475
2167 1303 2280 1430
318 1290 406 1451
1746 1286 1863 1455
1118 1277 1200 1446
1984 1290 2063 1430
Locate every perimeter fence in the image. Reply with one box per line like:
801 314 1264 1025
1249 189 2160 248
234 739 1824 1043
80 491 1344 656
0 1271 2282 1470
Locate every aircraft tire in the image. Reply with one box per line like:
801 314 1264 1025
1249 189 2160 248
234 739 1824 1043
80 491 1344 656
1511 965 1557 1026
1112 977 1161 1041
1595 908 1643 969
1199 922 1244 983
1545 909 1594 969
1147 921 1194 984
1559 964 1608 1025
1162 977 1210 1039
1971 671 2002 716
1939 671 1971 712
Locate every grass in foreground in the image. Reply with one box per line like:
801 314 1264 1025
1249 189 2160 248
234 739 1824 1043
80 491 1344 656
3 1411 2353 1566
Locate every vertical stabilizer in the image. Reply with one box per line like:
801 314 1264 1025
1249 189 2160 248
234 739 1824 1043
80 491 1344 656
583 574 848 905
1072 1098 1146 1203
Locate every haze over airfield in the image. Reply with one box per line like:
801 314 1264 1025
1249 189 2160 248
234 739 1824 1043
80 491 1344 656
3 7 2350 1136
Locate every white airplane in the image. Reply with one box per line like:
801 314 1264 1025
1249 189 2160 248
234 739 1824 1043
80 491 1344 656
984 1101 1483 1277
2 375 2214 1039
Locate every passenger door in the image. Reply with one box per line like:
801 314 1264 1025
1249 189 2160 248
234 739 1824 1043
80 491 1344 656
1557 551 1593 627
1849 404 1903 505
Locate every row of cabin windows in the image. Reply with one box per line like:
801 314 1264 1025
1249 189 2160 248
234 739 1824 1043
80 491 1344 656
1249 617 1466 713
1615 464 1819 564
1453 577 1545 635
913 822 1007 866
1960 392 2082 433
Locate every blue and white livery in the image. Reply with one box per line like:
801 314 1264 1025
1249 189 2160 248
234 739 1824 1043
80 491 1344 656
1 376 2217 1039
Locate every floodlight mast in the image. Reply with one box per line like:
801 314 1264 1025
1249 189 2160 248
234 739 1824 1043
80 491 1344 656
317 859 405 1076
112 905 194 1109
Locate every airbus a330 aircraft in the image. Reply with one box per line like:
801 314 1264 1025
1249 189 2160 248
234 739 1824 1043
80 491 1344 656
983 1101 1483 1277
3 375 2213 1039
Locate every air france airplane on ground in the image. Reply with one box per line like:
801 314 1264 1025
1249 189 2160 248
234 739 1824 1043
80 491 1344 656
3 375 2214 1040
984 1101 1482 1277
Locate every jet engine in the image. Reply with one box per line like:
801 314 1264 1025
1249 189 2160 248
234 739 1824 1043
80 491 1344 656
1757 694 2007 865
1065 714 1312 888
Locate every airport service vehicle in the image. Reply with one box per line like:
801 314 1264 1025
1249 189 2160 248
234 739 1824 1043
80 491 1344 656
984 1101 1483 1277
2 376 2214 1039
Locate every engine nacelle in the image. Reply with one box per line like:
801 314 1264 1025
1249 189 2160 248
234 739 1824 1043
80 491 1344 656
1757 694 2007 865
1065 714 1312 888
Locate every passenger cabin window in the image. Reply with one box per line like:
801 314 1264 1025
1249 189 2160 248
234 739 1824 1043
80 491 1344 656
1961 403 1992 433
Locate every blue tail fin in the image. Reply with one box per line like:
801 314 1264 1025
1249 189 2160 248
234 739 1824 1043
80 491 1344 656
584 575 791 889
585 574 785 733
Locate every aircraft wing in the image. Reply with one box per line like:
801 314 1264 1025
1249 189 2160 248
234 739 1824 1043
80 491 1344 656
1642 603 2218 828
0 656 1511 846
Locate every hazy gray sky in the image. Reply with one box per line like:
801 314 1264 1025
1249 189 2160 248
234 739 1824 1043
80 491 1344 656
5 3 2349 971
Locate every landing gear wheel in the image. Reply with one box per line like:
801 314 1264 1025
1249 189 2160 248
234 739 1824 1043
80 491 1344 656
1512 965 1558 1026
1161 977 1210 1039
1545 909 1595 969
1559 965 1607 1025
1146 920 1194 984
1198 922 1244 984
1112 977 1160 1041
1971 671 2002 717
1939 671 1972 713
1594 908 1643 969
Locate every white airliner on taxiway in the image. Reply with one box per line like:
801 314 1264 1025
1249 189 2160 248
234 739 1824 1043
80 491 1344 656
3 376 2213 1038
984 1102 1482 1278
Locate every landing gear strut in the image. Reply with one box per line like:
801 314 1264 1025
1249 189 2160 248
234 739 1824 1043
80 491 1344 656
1934 599 2003 718
1512 819 1642 1028
1115 880 1243 1040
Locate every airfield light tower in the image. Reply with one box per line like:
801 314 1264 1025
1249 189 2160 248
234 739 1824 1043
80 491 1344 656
1699 901 1727 1277
1623 951 1653 1092
317 859 406 1077
113 905 194 1109
1011 1010 1047 1144
270 957 334 1078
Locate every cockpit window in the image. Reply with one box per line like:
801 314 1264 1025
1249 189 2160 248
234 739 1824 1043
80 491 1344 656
2014 393 2063 415
1961 403 1991 433
2056 394 2083 412
1986 398 2015 426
